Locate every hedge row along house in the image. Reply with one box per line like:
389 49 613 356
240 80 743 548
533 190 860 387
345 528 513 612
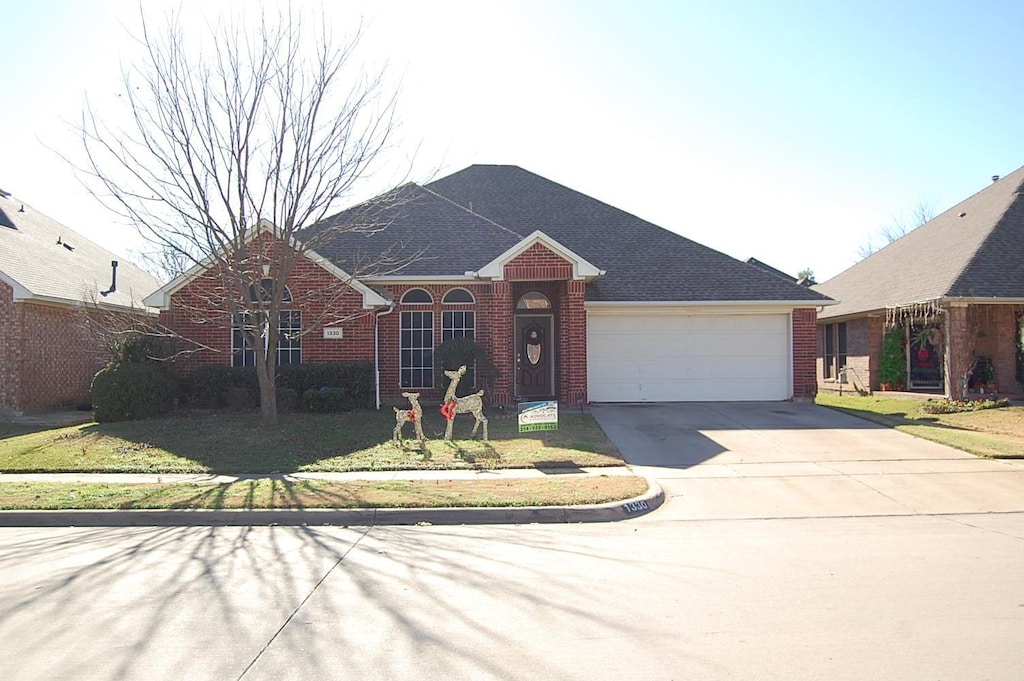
815 166 1024 399
144 165 831 407
0 189 161 413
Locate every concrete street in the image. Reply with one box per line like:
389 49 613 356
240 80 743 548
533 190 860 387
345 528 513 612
3 402 1024 680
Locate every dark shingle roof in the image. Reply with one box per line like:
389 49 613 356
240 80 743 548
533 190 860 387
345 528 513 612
816 165 1024 319
302 183 523 277
304 165 831 303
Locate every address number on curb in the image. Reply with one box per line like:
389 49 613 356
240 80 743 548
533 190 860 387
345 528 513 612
622 500 649 514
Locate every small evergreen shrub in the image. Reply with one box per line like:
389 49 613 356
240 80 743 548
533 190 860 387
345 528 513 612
91 362 177 422
879 327 907 387
434 338 499 395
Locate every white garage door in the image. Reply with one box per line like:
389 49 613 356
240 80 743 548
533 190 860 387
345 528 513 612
587 310 792 401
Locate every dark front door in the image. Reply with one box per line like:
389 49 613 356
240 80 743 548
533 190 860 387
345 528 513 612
516 315 554 398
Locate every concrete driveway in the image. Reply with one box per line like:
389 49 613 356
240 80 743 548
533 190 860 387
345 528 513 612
591 402 1024 520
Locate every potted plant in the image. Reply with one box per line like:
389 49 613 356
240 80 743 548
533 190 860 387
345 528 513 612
879 327 907 390
971 355 996 393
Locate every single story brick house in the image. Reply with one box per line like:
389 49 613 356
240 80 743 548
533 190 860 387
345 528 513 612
814 166 1024 397
0 189 161 413
145 165 831 406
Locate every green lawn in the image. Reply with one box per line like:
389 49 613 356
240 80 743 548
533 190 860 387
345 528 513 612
815 393 1024 458
0 408 624 474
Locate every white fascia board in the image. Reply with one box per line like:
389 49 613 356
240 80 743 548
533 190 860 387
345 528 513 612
585 300 832 309
941 296 1024 305
0 270 34 302
303 248 389 308
476 230 603 281
19 293 158 315
363 275 479 284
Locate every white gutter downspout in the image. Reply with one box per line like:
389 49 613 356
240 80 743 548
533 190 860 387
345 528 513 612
374 303 396 410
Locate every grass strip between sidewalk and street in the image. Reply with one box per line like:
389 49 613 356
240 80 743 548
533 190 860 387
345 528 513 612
0 476 649 511
815 393 1024 459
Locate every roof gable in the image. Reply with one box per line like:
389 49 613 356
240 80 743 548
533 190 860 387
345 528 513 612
144 219 387 309
0 193 161 312
474 230 603 281
816 166 1024 319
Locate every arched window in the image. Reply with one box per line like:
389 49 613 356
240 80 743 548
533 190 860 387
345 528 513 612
247 279 292 304
442 288 475 304
401 288 433 304
516 291 551 310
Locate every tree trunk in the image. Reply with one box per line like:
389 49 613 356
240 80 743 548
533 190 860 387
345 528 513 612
256 359 278 425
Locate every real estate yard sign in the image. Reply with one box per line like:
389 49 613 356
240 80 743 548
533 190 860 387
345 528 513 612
518 400 558 432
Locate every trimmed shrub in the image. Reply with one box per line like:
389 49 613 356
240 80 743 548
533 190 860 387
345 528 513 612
278 362 373 409
181 362 373 411
302 387 351 413
91 362 177 422
185 365 259 408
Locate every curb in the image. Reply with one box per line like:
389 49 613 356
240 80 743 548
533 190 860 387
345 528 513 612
0 481 664 528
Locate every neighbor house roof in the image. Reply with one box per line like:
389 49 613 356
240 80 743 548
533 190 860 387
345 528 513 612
306 165 833 305
0 191 161 311
815 165 1024 320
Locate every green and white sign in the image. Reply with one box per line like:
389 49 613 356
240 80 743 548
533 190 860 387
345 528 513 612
518 400 558 432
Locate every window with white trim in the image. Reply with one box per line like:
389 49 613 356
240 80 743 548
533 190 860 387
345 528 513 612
442 305 476 387
400 310 434 388
231 310 302 367
231 280 300 367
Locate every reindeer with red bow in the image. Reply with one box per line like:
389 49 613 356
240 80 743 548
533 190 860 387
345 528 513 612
393 392 426 448
441 365 488 442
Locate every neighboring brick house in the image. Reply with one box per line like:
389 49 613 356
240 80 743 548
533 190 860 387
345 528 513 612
0 189 161 413
814 166 1024 397
145 165 832 406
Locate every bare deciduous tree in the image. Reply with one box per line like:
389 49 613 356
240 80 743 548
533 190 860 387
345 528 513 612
857 200 936 260
74 7 413 424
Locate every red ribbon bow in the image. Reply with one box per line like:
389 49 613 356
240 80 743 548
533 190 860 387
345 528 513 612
440 401 456 421
406 410 416 422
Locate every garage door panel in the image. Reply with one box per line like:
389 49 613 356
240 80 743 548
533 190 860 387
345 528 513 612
587 312 791 402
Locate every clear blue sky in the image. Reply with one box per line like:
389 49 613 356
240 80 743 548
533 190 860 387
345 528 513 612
1 0 1022 281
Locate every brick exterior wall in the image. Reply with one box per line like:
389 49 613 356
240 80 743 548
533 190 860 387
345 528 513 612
376 282 494 405
161 236 593 408
162 245 376 373
0 280 122 412
817 315 880 395
966 304 1024 393
503 243 574 281
792 308 818 399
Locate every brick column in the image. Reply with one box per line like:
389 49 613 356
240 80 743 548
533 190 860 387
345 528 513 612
489 281 514 406
792 308 818 399
559 280 588 404
944 304 969 400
